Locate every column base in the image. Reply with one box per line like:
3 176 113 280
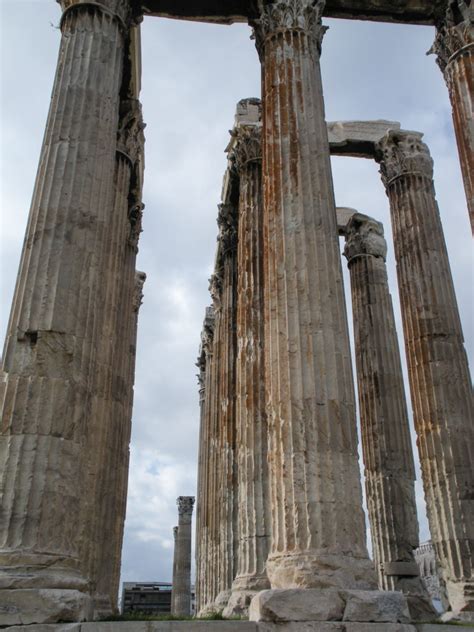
223 574 271 617
0 588 93 626
443 580 474 621
249 588 411 624
266 552 376 591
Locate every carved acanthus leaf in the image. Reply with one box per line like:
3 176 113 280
177 496 195 515
343 213 387 263
375 131 434 188
217 203 238 257
251 0 328 59
117 98 146 166
209 272 223 309
229 125 263 171
428 1 473 73
133 270 146 313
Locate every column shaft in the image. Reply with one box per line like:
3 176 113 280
376 130 474 616
252 0 373 590
430 4 473 231
0 1 130 623
343 213 435 620
172 496 195 616
224 103 271 617
171 526 179 613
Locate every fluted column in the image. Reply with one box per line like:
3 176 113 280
214 202 239 610
429 1 473 232
250 0 374 590
224 101 271 618
85 96 145 617
342 212 435 621
172 496 195 616
195 307 215 614
0 0 132 624
375 130 474 618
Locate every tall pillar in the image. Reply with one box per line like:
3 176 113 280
223 100 271 618
85 95 145 617
214 202 239 610
429 0 473 232
250 0 374 591
171 496 195 617
195 307 215 614
0 0 132 624
375 130 474 618
342 212 435 621
171 526 179 613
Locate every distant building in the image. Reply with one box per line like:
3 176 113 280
121 582 195 615
414 541 444 611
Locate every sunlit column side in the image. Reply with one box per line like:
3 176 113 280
84 95 145 617
0 0 132 624
429 0 473 232
342 212 436 621
376 130 474 619
224 99 271 618
213 202 239 611
250 0 374 590
172 496 195 616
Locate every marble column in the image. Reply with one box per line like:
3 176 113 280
195 307 215 614
250 0 374 590
223 100 271 618
0 0 132 624
86 96 145 617
172 496 195 616
342 212 435 621
171 526 179 613
214 202 239 610
429 1 473 232
376 130 474 618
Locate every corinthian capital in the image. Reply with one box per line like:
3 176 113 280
117 99 146 166
58 0 134 29
177 496 195 516
375 131 434 188
251 0 328 58
229 126 262 171
428 1 473 74
217 203 238 256
343 213 387 263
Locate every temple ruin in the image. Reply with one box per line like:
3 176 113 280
0 0 472 629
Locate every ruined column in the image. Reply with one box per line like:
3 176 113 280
195 307 215 614
250 0 374 592
171 496 195 617
0 0 133 624
171 526 179 613
429 0 473 232
376 130 474 618
342 211 435 621
223 100 271 618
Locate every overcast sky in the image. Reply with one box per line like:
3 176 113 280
1 1 473 595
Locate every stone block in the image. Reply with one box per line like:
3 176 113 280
343 590 410 623
257 623 345 632
0 589 91 627
249 589 345 622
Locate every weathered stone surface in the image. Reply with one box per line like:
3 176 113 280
140 0 445 25
249 589 346 622
342 213 434 619
342 590 410 623
328 120 401 158
172 496 195 616
223 99 270 619
0 589 91 626
250 0 375 592
0 0 132 622
375 130 474 618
